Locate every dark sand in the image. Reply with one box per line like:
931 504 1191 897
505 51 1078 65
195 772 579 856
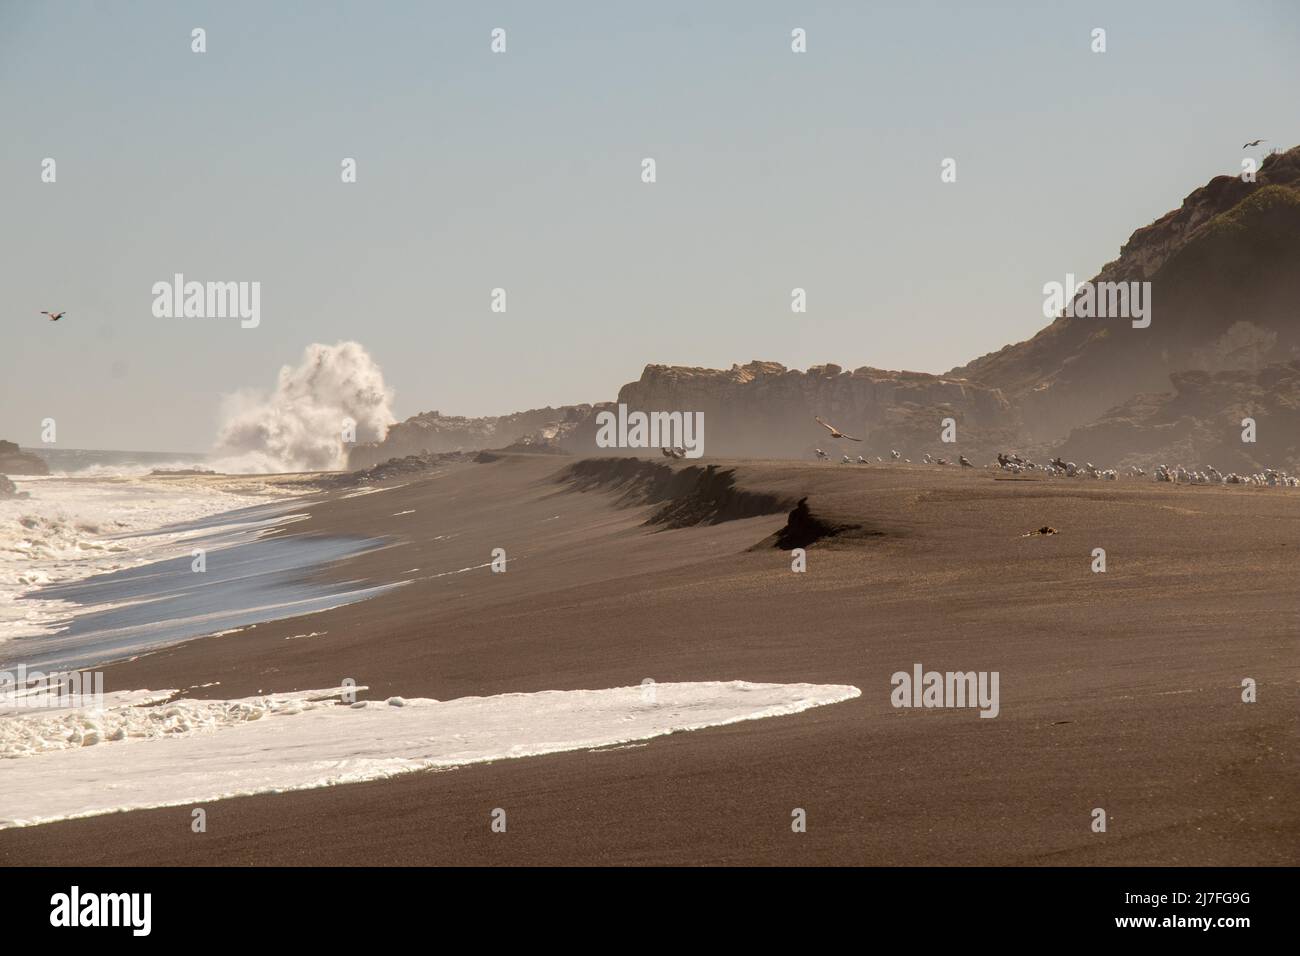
3 453 1296 865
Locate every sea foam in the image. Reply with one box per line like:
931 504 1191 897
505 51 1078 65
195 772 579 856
0 681 862 828
211 341 394 473
0 475 298 645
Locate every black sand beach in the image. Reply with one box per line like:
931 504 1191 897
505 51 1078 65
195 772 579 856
1 453 1295 866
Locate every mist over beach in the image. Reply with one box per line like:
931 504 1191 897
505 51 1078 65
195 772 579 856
1 2 1297 932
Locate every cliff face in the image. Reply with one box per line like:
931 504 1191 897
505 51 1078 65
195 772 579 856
1055 361 1300 474
348 405 592 469
951 147 1300 443
354 147 1300 471
562 361 1018 459
350 364 1017 465
0 440 50 476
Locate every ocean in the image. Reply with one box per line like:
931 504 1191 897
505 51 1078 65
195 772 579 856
0 448 385 670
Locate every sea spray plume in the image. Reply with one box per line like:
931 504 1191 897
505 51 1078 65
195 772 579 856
212 342 395 472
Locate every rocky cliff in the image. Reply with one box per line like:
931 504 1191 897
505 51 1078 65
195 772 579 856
571 361 1018 459
353 147 1300 471
1055 361 1300 474
951 146 1300 443
350 362 1018 466
0 440 50 476
348 405 592 469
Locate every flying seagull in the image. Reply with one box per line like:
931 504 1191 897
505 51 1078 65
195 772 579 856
41 311 66 321
1242 139 1266 148
814 416 862 441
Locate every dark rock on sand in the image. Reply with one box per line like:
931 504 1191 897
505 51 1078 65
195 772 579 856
0 440 49 476
0 475 30 498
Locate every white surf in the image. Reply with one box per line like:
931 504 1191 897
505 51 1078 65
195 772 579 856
0 680 862 828
0 475 300 645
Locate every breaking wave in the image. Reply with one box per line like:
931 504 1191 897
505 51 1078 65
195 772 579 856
211 342 395 473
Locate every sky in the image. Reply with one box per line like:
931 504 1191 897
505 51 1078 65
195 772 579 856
3 0 1299 452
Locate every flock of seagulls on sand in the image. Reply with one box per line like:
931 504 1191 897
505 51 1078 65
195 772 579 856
1149 463 1300 487
992 453 1300 487
811 419 1300 488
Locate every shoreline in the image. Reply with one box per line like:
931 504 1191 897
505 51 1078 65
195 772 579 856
0 472 353 671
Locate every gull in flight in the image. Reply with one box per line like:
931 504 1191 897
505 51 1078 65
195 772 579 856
814 416 862 441
1242 139 1266 148
41 310 66 321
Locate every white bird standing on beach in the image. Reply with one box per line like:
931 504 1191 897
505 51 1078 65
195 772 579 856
814 416 862 442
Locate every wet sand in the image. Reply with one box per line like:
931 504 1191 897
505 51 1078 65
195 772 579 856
2 453 1296 865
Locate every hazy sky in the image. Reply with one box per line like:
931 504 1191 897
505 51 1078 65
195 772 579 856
3 0 1298 452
